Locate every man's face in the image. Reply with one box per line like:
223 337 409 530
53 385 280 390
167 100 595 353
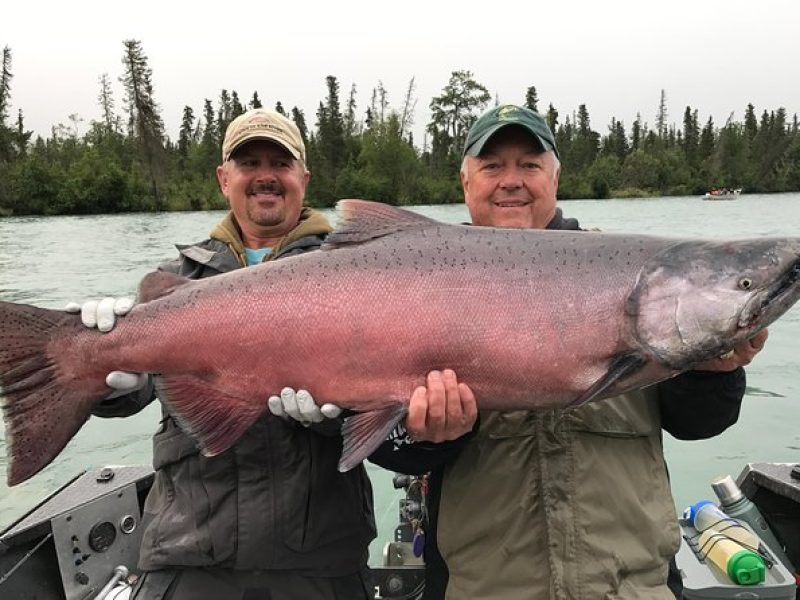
461 127 560 230
216 140 310 243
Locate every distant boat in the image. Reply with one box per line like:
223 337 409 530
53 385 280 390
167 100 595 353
702 188 742 201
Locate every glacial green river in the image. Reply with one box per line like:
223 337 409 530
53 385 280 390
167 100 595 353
1 193 798 564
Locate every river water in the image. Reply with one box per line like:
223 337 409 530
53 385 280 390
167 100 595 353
1 193 799 565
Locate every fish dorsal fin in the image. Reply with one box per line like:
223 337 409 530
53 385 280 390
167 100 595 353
138 270 192 303
323 199 438 249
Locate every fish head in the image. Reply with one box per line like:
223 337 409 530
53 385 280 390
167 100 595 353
628 238 800 370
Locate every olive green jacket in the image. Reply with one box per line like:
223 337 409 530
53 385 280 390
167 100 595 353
437 389 679 600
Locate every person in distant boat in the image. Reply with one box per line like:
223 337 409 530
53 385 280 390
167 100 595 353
281 105 769 600
69 108 473 600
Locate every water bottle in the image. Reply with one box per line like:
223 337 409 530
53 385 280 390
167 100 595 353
712 474 795 571
698 527 766 585
684 500 759 549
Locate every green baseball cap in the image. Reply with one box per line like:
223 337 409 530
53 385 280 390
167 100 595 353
463 104 558 158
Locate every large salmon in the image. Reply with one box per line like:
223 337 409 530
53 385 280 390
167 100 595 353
1 200 799 486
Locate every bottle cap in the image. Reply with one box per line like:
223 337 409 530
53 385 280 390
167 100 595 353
683 500 715 527
711 474 744 505
727 549 765 585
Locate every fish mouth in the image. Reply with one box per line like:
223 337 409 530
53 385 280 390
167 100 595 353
767 258 800 302
739 257 800 330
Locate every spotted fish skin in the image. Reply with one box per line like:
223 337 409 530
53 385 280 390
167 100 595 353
1 200 799 484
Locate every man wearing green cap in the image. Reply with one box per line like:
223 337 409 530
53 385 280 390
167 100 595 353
369 104 768 599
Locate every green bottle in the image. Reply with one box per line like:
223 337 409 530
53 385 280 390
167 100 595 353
698 528 766 585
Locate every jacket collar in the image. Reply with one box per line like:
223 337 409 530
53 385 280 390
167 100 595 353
546 208 582 231
203 207 332 267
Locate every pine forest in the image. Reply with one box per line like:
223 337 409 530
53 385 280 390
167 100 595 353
1 41 799 217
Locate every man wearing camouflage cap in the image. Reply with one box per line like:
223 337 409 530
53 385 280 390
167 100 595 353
75 108 378 599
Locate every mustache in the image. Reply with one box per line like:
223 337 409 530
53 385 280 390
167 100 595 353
248 183 283 195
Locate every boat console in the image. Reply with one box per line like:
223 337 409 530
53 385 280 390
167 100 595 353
1 462 796 599
0 466 427 599
0 465 153 600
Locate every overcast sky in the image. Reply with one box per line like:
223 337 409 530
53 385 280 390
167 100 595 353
4 0 798 147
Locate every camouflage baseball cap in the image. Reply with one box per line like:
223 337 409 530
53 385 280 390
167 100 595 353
463 104 558 158
221 109 306 164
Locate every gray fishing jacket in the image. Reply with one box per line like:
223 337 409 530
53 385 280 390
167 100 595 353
93 209 376 576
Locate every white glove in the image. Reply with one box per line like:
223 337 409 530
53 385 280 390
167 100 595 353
65 296 135 332
104 370 149 398
268 387 342 426
66 297 147 397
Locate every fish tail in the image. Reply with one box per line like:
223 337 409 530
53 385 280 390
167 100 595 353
0 300 104 486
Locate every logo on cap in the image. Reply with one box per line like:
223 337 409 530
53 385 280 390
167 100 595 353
497 105 521 121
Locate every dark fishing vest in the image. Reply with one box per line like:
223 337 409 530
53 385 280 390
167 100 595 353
137 227 376 575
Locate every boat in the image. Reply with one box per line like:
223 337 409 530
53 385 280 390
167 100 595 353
0 465 426 600
1 463 797 599
702 188 742 201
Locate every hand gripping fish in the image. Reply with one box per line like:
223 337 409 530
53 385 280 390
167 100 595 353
1 200 799 486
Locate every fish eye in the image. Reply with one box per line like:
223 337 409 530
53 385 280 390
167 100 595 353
738 277 753 290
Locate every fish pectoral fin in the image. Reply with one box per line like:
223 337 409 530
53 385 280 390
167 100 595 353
155 375 267 456
568 353 647 408
339 404 408 472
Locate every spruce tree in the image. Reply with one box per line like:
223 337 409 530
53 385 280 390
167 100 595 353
655 89 668 140
291 107 308 146
317 75 346 173
525 86 539 112
199 99 218 172
631 114 642 151
120 39 166 208
398 77 417 139
0 46 10 125
698 116 715 165
178 105 195 166
601 118 628 161
571 104 599 169
13 108 31 157
98 73 118 133
217 89 232 140
201 99 216 146
744 104 758 141
428 70 490 165
344 83 358 136
0 46 13 163
231 91 244 118
681 106 700 169
545 103 558 134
